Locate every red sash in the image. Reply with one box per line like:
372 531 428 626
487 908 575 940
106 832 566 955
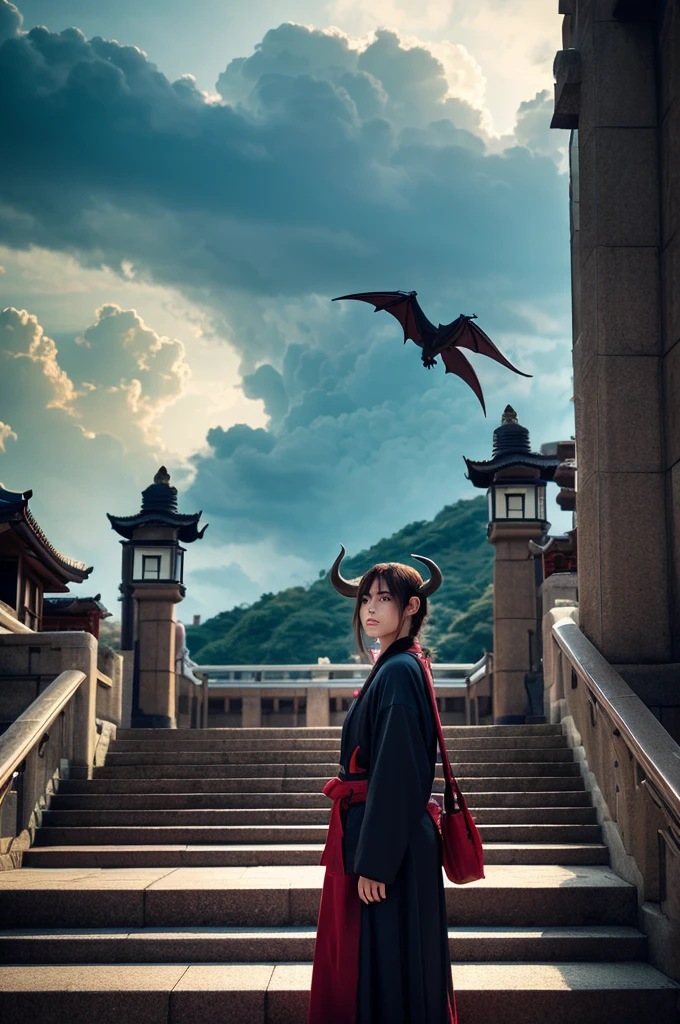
308 777 368 1024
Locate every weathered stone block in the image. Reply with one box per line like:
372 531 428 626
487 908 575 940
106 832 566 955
578 249 597 360
662 231 680 354
575 471 602 645
575 18 596 148
593 247 661 356
659 0 680 119
573 345 598 489
580 128 659 262
578 130 597 262
493 560 539 621
599 471 671 662
540 573 579 616
663 340 680 469
661 100 680 248
493 669 530 722
494 617 536 674
598 354 662 472
668 462 680 659
592 20 656 129
593 0 622 19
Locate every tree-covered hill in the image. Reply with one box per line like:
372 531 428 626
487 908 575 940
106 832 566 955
185 494 494 665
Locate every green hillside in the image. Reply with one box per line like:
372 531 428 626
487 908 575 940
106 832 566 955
185 494 494 665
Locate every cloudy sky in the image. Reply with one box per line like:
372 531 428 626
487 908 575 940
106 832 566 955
0 0 573 622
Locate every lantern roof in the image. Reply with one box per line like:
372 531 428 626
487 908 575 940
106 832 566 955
107 467 207 542
464 406 561 488
0 483 92 587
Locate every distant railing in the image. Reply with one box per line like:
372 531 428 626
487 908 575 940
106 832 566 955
192 660 477 728
194 662 475 688
546 611 680 982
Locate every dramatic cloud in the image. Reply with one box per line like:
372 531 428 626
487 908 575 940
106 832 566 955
0 304 166 602
0 0 19 44
72 304 190 447
0 14 566 348
513 90 564 164
0 6 573 613
0 421 17 450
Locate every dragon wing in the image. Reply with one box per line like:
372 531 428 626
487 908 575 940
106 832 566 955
332 291 436 346
441 347 487 415
437 315 532 377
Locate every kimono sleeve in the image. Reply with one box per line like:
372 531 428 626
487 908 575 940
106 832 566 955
352 664 433 884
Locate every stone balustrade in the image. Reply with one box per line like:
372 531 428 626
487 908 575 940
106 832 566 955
544 607 680 983
0 669 85 869
0 630 125 869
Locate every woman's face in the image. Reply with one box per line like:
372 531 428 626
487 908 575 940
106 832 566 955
359 577 403 642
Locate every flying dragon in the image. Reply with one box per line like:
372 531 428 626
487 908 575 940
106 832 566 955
332 290 531 415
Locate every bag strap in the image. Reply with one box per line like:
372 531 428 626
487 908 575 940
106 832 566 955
409 651 467 818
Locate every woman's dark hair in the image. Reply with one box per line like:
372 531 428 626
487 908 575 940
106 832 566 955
352 562 428 661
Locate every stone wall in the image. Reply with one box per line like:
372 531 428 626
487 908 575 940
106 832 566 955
556 0 680 731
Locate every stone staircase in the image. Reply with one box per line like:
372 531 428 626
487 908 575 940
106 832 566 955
1 724 678 1022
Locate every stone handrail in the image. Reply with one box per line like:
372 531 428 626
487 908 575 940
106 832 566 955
0 669 86 796
552 620 680 830
549 614 680 981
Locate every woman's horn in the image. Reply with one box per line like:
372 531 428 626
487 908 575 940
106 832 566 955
330 545 360 598
410 554 443 597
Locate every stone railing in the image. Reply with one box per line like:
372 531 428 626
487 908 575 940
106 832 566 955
544 607 680 982
0 669 85 869
176 672 204 728
0 629 124 867
465 652 493 725
195 661 475 727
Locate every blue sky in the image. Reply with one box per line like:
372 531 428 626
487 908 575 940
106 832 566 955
0 0 573 622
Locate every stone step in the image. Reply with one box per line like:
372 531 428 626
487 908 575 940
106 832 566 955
40 806 599 827
22 842 611 868
0 865 635 929
33 823 603 846
115 725 564 740
93 761 581 779
3 961 676 1024
103 748 574 765
60 775 587 794
0 924 646 965
110 735 569 752
49 790 593 810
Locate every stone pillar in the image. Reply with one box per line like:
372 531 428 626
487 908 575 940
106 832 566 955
568 3 671 664
489 521 544 723
133 584 182 728
242 692 262 727
306 687 330 727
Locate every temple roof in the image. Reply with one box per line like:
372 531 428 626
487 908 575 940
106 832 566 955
464 406 561 488
42 594 111 618
0 484 92 584
107 466 207 542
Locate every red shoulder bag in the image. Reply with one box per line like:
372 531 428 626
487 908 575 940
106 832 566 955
411 651 485 885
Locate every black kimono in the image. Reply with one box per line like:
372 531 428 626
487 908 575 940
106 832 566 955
309 637 455 1024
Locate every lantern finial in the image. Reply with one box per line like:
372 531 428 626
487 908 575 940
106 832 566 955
501 405 518 425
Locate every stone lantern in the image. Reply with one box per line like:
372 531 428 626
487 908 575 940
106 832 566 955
464 407 560 723
108 467 207 728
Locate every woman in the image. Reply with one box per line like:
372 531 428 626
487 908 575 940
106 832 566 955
308 548 456 1024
